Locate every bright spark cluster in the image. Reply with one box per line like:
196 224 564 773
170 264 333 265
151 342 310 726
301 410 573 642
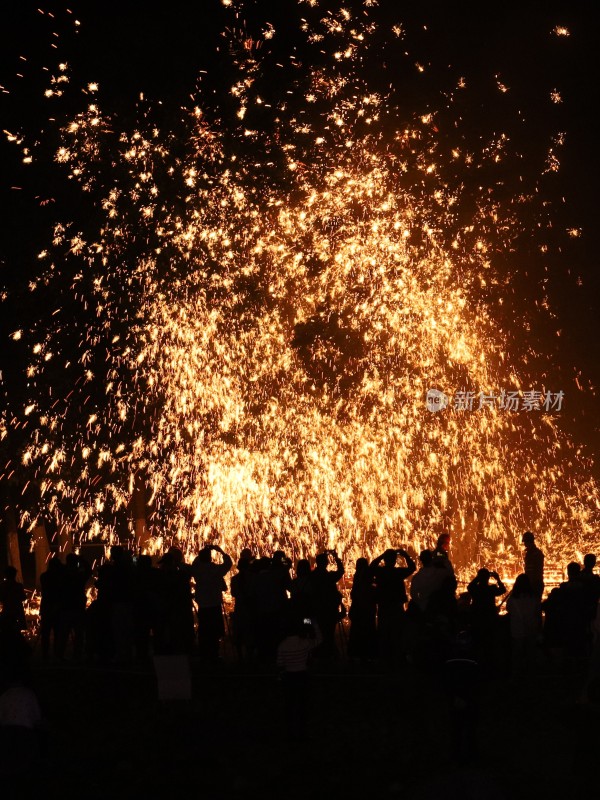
6 3 599 576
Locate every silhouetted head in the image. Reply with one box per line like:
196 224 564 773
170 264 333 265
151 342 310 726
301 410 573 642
158 551 175 568
511 573 532 597
296 558 311 578
315 552 329 570
4 566 18 581
197 546 212 564
436 533 450 552
476 567 490 583
239 547 254 563
522 531 535 546
65 553 79 569
583 553 596 570
47 555 63 572
167 546 184 566
383 549 398 567
567 561 581 580
355 557 369 574
110 545 125 563
272 550 291 569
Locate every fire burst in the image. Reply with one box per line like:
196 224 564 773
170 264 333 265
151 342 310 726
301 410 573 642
4 2 599 575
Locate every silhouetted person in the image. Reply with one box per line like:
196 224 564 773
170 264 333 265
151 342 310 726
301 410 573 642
407 549 447 668
371 547 416 667
57 552 91 661
289 559 316 623
39 556 65 660
579 553 600 637
426 569 459 666
0 567 26 635
94 546 135 663
132 554 160 662
543 562 587 669
432 533 457 589
347 557 377 663
467 569 506 619
541 582 562 665
310 549 345 660
581 552 600 582
409 549 445 618
168 547 195 648
522 531 544 600
155 548 195 655
506 573 541 679
230 557 256 662
559 562 588 661
270 549 293 628
251 556 283 663
467 568 506 667
191 544 232 661
276 616 321 741
238 547 255 567
580 596 600 703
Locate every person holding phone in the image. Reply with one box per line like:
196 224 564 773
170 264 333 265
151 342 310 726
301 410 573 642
370 547 416 668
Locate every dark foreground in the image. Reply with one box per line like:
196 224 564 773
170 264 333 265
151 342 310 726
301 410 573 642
11 640 600 800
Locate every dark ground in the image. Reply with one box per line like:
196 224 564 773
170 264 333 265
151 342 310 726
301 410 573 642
14 624 600 800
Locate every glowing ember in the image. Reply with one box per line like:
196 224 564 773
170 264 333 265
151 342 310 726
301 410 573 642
3 3 599 577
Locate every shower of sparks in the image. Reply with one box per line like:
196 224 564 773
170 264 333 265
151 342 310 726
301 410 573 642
3 2 599 576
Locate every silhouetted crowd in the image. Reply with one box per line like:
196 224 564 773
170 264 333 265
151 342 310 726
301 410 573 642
0 530 599 674
2 529 600 757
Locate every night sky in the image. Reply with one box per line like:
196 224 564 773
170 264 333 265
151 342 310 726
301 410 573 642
1 0 599 478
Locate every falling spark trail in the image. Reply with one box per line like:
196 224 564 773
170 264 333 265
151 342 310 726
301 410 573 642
3 2 598 577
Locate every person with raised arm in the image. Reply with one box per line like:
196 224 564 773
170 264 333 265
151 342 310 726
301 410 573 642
191 543 233 662
370 546 416 667
467 567 507 669
310 549 345 660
